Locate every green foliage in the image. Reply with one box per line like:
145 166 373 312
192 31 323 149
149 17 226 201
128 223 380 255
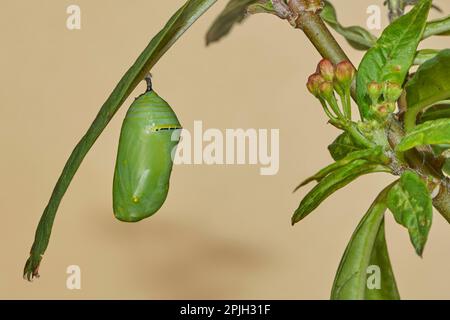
387 171 433 256
396 119 450 152
331 185 399 300
246 0 276 15
431 144 450 156
443 159 450 176
206 0 378 49
430 144 450 176
292 160 390 225
295 147 387 190
418 102 450 123
423 14 450 38
321 0 377 50
328 132 362 161
23 0 217 281
414 49 440 65
356 0 432 119
206 0 261 45
404 49 450 132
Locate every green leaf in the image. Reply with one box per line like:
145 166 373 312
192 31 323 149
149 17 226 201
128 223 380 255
292 160 390 224
205 0 263 45
247 0 275 14
387 171 433 256
23 0 217 281
396 119 450 152
423 14 450 38
414 49 439 65
364 220 400 300
328 132 362 161
418 102 450 123
295 147 387 191
431 144 450 156
321 1 377 51
356 0 432 119
443 159 450 176
331 185 400 300
404 49 450 132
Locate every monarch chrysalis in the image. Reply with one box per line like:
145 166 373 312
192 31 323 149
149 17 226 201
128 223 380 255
113 76 181 222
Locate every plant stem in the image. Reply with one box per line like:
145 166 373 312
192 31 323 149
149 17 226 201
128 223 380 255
387 0 405 22
347 123 375 149
319 99 338 121
327 95 345 119
341 92 352 120
295 11 350 65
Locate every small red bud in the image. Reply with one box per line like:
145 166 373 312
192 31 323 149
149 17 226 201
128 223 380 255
317 59 335 82
373 103 393 120
319 81 334 100
383 81 403 103
335 61 355 88
306 73 325 97
391 65 402 73
367 81 382 105
378 105 388 114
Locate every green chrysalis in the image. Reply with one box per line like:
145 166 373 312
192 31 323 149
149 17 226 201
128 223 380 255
113 76 181 222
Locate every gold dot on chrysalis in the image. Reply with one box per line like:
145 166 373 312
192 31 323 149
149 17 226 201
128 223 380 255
132 196 139 203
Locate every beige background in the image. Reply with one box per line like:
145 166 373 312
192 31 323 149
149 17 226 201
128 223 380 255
1 0 449 299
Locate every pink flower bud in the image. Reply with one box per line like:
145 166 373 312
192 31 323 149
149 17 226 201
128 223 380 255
319 81 334 100
306 73 325 97
378 104 388 114
367 81 382 105
335 61 355 89
317 59 335 82
372 103 391 120
383 81 403 103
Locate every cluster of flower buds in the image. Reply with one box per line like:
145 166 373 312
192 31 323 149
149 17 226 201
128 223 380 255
367 80 403 119
306 59 356 126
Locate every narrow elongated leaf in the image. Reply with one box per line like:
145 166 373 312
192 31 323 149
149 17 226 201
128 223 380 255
24 0 217 281
321 1 377 50
404 49 450 132
331 185 400 300
364 220 400 300
396 119 450 152
387 171 433 256
414 49 439 65
206 0 263 45
292 160 391 224
423 15 450 38
295 147 387 191
356 0 432 119
418 102 450 123
328 132 362 161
